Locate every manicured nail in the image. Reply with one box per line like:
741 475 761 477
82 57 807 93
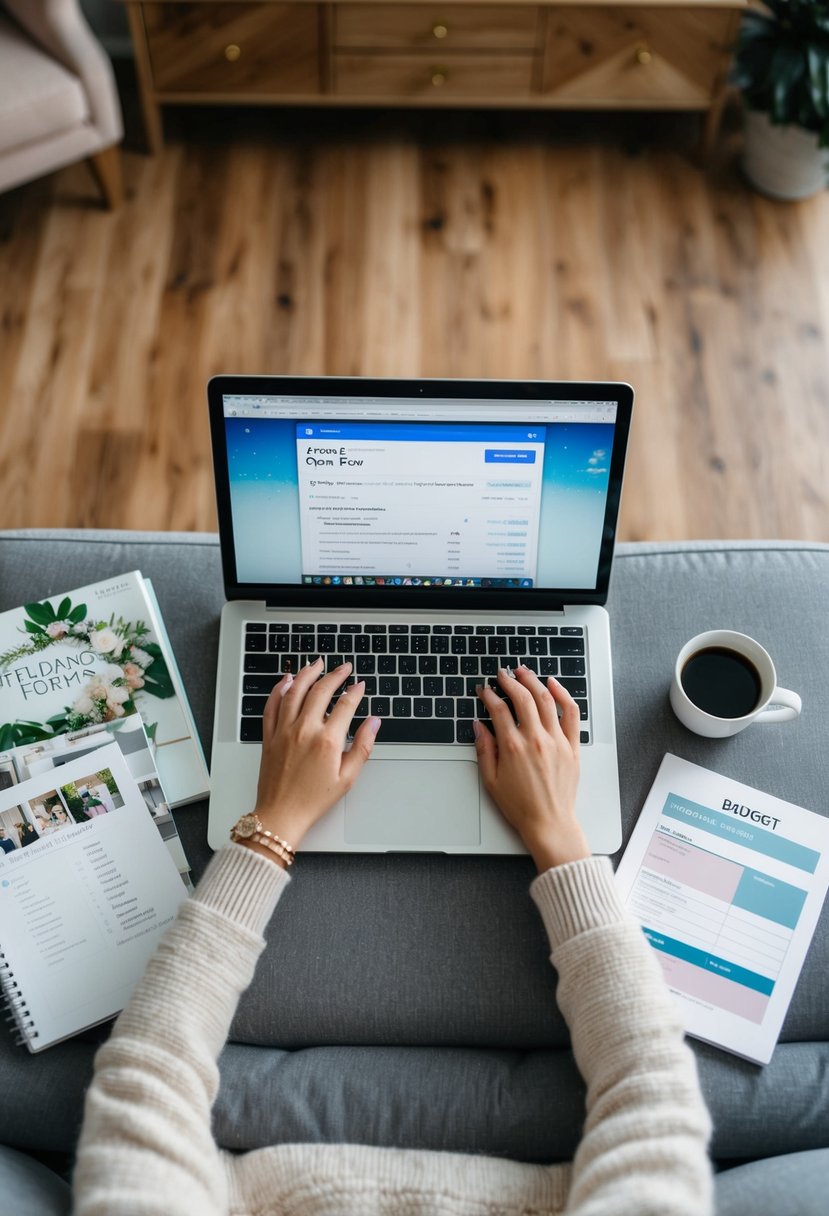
472 719 482 740
279 672 293 691
369 717 382 735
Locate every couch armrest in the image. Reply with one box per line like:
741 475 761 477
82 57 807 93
2 0 122 145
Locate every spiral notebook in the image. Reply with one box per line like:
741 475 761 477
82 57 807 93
0 727 187 1051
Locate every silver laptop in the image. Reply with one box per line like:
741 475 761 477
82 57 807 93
207 377 633 855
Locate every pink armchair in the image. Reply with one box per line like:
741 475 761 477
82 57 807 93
0 0 123 206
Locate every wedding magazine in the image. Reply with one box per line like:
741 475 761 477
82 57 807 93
0 718 189 1051
615 754 829 1065
0 571 209 807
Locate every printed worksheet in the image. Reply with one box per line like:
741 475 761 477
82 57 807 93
615 754 829 1064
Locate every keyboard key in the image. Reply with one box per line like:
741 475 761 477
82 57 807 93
517 626 535 635
377 655 396 674
379 677 400 696
413 698 433 717
389 624 409 633
337 634 355 651
496 625 516 635
267 623 288 632
390 635 409 653
430 636 449 653
539 626 559 635
559 678 587 698
469 637 487 655
561 627 584 636
453 625 474 634
451 636 467 654
371 697 391 716
488 637 508 655
446 677 465 696
411 625 430 634
580 731 590 744
246 622 266 632
433 625 452 634
466 677 480 696
480 656 498 675
318 623 336 633
245 632 267 652
418 655 438 674
456 721 476 743
475 625 495 634
241 695 269 717
240 718 264 742
363 677 378 696
356 655 376 675
435 698 454 718
411 635 429 653
392 698 412 717
370 718 454 744
540 658 559 676
548 639 585 656
529 637 547 655
398 655 417 674
561 657 586 676
371 636 388 653
281 654 300 674
292 623 314 633
460 656 479 675
366 624 387 633
512 637 528 655
402 676 421 696
243 675 280 695
439 655 459 675
575 699 588 720
457 698 476 718
269 632 290 652
318 634 336 652
353 635 371 652
341 623 361 633
423 677 443 696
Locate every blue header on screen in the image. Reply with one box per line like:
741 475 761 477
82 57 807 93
297 422 544 442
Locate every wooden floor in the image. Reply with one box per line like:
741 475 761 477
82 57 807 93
1 98 827 541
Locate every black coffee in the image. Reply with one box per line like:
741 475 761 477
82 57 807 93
680 647 763 719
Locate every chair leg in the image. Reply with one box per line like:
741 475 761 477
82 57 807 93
87 146 124 209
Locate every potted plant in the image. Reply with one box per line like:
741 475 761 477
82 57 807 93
732 0 829 199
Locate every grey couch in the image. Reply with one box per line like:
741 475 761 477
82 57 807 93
0 530 827 1215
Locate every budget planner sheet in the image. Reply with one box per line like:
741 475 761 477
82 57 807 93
615 754 829 1065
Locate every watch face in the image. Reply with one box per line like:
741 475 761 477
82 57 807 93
233 813 259 839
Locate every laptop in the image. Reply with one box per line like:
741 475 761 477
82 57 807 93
207 376 633 855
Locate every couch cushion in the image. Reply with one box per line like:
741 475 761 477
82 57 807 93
715 1148 829 1216
0 1145 70 1216
0 14 88 156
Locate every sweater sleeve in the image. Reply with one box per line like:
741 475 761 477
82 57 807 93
72 844 290 1216
530 857 713 1216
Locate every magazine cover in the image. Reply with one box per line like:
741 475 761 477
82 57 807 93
0 572 209 807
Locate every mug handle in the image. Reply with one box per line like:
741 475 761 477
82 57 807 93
757 686 802 723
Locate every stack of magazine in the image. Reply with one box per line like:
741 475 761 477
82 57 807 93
0 572 209 1051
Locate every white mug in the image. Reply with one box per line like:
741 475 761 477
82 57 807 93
670 629 801 739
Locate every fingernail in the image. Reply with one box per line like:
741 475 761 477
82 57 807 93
472 719 482 740
279 672 293 691
475 683 484 697
369 717 382 735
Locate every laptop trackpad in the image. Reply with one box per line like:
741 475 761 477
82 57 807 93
344 760 481 848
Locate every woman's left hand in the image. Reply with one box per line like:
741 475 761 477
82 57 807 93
252 657 381 849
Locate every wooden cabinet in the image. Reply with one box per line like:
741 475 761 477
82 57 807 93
123 0 746 152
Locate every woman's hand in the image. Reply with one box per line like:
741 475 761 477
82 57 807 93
474 666 589 873
251 658 381 853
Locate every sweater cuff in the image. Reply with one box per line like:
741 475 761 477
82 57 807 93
192 843 290 937
530 856 627 951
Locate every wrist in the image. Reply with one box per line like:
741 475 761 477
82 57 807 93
524 825 590 873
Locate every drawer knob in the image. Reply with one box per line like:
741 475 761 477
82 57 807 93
432 22 449 39
635 45 653 66
431 67 448 87
224 43 242 62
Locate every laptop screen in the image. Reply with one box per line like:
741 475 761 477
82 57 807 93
209 379 633 607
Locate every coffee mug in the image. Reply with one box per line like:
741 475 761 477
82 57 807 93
670 629 801 739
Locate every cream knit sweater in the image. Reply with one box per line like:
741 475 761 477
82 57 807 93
73 845 712 1215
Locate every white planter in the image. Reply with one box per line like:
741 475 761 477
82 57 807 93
742 110 829 200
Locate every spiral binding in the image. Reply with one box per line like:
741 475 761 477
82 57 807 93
0 948 38 1046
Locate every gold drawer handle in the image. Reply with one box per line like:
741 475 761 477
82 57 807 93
224 43 242 62
635 45 653 66
432 22 448 39
431 67 448 87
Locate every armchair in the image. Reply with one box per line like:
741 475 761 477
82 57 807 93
0 0 123 207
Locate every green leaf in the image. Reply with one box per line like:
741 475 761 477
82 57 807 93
24 600 55 627
56 597 72 621
23 620 45 636
69 603 88 624
0 722 14 750
139 643 175 699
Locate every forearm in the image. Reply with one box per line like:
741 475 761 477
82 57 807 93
73 845 289 1215
531 858 713 1216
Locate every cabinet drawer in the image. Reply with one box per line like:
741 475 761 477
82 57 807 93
543 6 735 104
141 2 320 95
336 5 539 51
334 52 534 98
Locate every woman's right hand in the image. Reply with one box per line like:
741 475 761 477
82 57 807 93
474 666 590 872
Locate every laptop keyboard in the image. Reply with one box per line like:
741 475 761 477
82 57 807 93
240 622 590 746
